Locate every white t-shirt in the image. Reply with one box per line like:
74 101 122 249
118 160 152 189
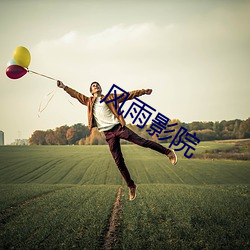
93 97 119 132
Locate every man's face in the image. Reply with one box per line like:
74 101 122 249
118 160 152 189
91 82 102 95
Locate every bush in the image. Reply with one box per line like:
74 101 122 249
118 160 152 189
193 140 250 161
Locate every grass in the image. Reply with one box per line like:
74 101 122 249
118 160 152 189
193 139 250 160
0 145 121 185
0 184 118 249
120 184 250 249
0 141 250 249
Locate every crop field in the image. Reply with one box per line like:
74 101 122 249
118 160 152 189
0 141 249 249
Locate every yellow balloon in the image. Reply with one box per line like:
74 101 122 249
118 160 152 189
13 46 31 68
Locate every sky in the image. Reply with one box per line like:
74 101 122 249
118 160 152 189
0 0 249 144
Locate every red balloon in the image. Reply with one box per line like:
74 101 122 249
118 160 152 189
6 65 27 79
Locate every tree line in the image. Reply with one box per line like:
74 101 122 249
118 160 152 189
29 118 250 145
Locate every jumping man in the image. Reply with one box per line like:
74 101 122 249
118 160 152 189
57 81 177 201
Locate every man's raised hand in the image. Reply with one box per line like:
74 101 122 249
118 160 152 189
57 80 65 89
145 89 153 95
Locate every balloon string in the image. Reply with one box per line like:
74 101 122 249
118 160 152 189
38 88 58 118
67 99 75 106
28 69 58 81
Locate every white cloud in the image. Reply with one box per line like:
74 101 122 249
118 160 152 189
32 23 159 63
30 23 163 83
86 23 153 50
59 31 78 44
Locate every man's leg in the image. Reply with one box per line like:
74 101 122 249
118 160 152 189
117 125 177 165
118 125 170 154
104 130 135 188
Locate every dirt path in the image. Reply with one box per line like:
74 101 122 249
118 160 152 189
103 186 123 250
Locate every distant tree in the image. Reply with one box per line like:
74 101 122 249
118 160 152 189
29 130 46 145
78 138 86 145
55 125 69 145
74 123 90 142
127 124 141 134
213 121 221 137
233 119 242 139
155 119 182 142
88 127 106 145
190 129 217 141
92 137 99 145
44 129 56 145
66 124 90 145
189 121 203 131
239 118 250 138
181 122 189 130
29 118 250 145
66 127 75 145
85 136 90 145
140 127 153 141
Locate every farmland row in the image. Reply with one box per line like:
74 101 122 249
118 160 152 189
1 183 249 249
0 143 250 249
0 184 120 249
119 184 250 249
0 145 250 185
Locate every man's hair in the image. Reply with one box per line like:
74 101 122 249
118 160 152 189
89 81 100 93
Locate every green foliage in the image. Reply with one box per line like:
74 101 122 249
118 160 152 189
29 123 90 145
193 139 250 160
29 118 250 145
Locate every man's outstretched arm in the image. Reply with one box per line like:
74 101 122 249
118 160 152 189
113 88 153 103
57 80 89 106
126 88 153 100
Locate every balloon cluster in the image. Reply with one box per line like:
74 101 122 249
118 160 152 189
6 46 31 79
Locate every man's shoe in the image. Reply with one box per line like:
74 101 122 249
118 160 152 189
167 149 178 165
129 186 137 201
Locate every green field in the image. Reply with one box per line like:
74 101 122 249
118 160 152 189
0 142 249 249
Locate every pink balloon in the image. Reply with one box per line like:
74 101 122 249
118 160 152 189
6 65 27 79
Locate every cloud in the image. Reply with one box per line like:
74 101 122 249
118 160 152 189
33 23 154 52
32 23 161 63
31 23 163 80
35 31 79 50
30 12 250 85
86 23 153 50
59 31 78 44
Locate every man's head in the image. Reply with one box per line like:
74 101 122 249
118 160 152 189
90 81 102 95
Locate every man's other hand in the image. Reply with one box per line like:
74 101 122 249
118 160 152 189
145 89 152 95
